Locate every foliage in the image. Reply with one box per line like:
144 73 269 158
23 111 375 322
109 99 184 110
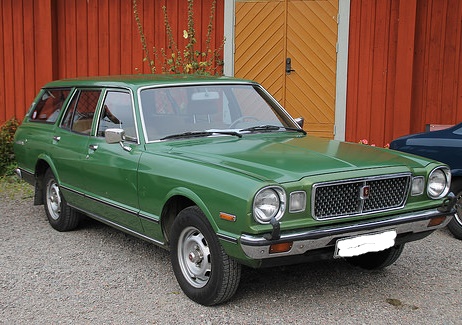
0 117 19 176
133 0 224 75
358 139 390 148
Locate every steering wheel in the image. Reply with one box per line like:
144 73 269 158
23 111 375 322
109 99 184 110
228 116 260 129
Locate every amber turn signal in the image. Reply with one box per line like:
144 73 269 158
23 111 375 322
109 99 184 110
269 242 293 254
219 212 236 222
427 216 446 227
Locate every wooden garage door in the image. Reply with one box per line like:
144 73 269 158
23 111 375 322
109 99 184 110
235 0 338 138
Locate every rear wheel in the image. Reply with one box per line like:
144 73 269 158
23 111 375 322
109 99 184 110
345 244 404 270
170 206 241 306
447 180 462 239
43 168 80 231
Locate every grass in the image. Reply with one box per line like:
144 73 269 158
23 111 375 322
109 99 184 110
0 175 34 200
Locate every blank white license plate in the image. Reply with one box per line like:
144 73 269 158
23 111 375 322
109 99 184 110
334 230 397 258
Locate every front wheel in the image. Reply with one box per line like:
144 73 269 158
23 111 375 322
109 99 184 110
43 168 80 232
345 244 404 270
447 180 462 240
170 206 241 306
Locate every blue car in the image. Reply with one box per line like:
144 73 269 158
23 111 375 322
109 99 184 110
390 123 462 239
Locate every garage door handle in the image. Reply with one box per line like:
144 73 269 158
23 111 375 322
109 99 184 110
286 58 295 74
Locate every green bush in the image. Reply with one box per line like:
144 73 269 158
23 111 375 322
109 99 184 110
0 117 19 176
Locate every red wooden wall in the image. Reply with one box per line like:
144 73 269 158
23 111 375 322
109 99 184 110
0 0 223 124
412 0 462 130
2 0 461 147
346 0 462 146
1 0 55 125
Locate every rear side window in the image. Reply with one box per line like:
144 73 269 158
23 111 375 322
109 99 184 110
61 90 102 134
30 89 71 123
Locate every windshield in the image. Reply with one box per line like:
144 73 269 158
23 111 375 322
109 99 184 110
139 84 298 142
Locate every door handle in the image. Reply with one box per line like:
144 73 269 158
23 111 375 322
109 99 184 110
53 136 61 142
286 58 295 74
89 144 98 151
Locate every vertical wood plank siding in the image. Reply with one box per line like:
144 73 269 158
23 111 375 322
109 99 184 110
412 0 462 128
1 0 54 124
347 0 462 146
2 0 461 147
0 0 223 124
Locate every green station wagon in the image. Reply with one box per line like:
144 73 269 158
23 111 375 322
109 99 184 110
14 75 456 305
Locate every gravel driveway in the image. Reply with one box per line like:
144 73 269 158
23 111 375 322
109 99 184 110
1 186 461 324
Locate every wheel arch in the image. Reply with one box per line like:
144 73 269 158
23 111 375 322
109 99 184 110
160 188 218 247
32 156 57 205
448 175 462 239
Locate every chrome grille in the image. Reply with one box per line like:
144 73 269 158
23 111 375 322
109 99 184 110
312 174 410 220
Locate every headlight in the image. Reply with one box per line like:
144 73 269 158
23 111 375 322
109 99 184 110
253 186 286 224
427 167 451 199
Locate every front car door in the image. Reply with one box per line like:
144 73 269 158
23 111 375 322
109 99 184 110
76 89 143 233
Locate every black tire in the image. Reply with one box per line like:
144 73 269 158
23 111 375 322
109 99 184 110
43 168 80 232
345 244 404 270
170 206 241 306
447 180 462 240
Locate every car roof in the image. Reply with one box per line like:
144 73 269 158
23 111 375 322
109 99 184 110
43 74 256 89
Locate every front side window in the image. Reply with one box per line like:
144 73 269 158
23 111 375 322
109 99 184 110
61 90 101 134
30 89 71 123
97 91 137 142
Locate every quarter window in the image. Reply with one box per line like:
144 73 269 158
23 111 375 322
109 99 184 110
30 89 71 123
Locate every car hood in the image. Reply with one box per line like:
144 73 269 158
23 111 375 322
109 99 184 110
390 123 461 148
159 134 434 183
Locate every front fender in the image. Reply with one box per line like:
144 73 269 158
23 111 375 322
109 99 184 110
164 186 218 230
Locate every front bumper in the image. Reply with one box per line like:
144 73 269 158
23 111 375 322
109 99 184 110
240 201 455 260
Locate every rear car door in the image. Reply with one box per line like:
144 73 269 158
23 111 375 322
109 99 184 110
52 89 102 193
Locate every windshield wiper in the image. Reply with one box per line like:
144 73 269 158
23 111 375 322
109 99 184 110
239 125 307 135
160 131 242 141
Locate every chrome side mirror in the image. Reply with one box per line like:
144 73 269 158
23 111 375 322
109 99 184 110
105 128 132 152
105 128 124 143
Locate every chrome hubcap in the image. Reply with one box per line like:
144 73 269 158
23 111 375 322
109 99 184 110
188 248 203 264
46 180 61 220
178 226 211 288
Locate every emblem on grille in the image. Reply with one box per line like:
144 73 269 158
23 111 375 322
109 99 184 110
360 185 371 199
